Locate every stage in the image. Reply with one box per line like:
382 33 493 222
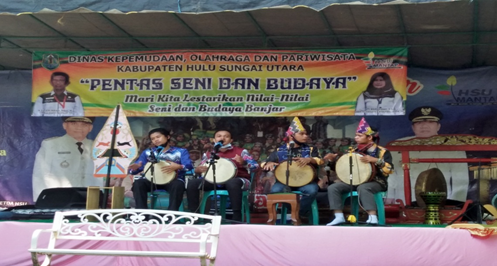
1 221 495 266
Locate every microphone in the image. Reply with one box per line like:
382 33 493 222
156 145 164 156
289 141 295 149
288 141 295 165
213 141 223 152
149 145 163 163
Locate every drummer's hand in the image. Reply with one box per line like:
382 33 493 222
323 153 338 162
128 161 142 171
360 155 378 164
263 162 278 171
195 165 208 174
233 154 244 165
294 157 312 167
161 162 182 174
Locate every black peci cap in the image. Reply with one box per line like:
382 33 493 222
408 106 443 123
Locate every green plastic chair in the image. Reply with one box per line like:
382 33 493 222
341 191 386 225
124 197 131 208
147 170 196 211
199 190 250 223
198 172 255 224
148 190 185 211
278 192 319 225
276 165 323 225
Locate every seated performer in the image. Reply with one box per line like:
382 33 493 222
326 118 393 225
129 128 193 211
186 129 259 222
263 117 324 220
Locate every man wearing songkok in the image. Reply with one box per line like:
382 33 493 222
263 117 324 220
326 118 394 225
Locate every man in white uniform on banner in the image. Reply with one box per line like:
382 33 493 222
387 106 469 204
32 117 102 201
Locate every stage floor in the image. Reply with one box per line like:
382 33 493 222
2 221 495 266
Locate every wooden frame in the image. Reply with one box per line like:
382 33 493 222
386 134 497 206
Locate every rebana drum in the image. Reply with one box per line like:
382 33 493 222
335 153 375 186
202 158 238 184
274 161 316 187
144 161 177 184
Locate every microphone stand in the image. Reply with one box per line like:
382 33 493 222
344 147 370 226
101 104 120 209
345 147 387 227
347 147 358 224
144 148 158 209
285 144 293 189
202 147 245 224
204 150 220 216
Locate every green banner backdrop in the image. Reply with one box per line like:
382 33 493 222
32 48 407 117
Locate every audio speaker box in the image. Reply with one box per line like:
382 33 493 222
35 187 88 209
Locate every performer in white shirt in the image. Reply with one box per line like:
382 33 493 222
32 117 102 201
32 72 84 117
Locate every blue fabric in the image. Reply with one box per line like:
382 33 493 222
276 144 314 162
0 0 456 14
131 146 193 180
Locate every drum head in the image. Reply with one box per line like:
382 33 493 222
274 161 315 187
414 168 447 208
203 158 237 184
335 153 374 186
144 161 176 185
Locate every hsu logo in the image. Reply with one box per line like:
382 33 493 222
363 52 402 69
436 75 497 106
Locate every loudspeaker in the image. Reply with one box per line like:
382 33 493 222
35 187 88 209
